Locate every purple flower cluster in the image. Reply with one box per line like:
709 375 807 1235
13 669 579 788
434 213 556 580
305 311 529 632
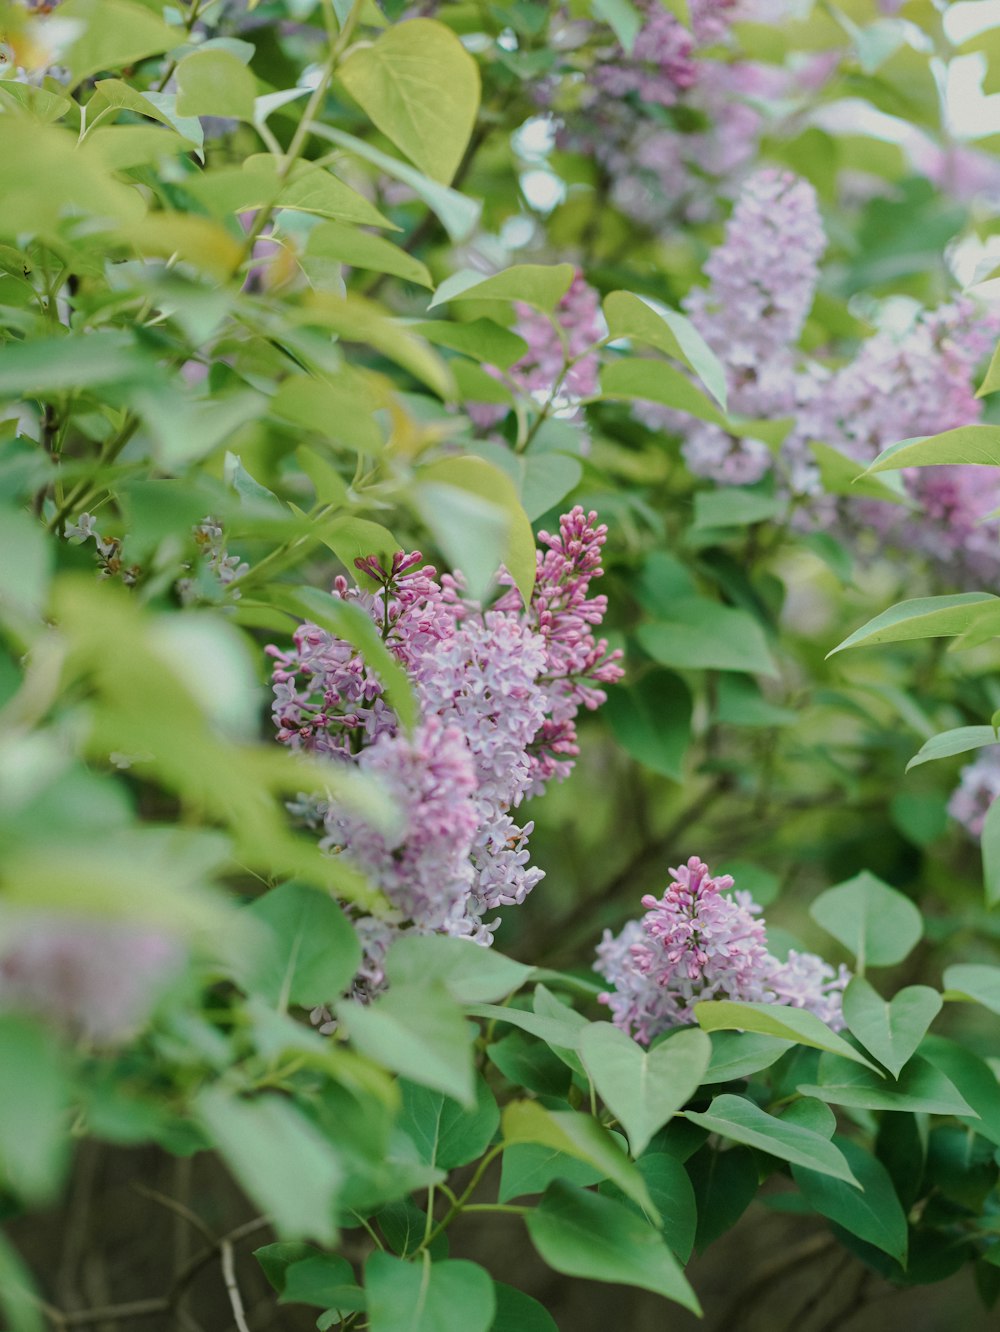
269 509 623 995
595 856 849 1043
0 916 183 1045
948 747 1000 839
471 271 603 430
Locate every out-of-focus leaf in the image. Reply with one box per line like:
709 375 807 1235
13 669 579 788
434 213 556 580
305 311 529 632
175 48 257 120
306 221 432 287
431 264 575 312
59 0 177 88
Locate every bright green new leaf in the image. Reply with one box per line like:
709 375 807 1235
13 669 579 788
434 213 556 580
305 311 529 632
693 999 880 1071
187 158 392 230
905 725 999 772
684 1095 859 1184
337 19 481 184
337 982 476 1107
603 290 728 408
829 593 1000 655
59 0 177 88
365 1253 495 1332
797 1052 975 1116
197 1088 342 1244
245 880 362 1011
310 126 481 242
865 425 1000 472
501 1101 659 1220
579 1024 711 1157
600 357 728 426
842 978 942 1078
431 264 576 312
637 599 778 678
792 1139 907 1264
175 49 257 120
525 1181 700 1313
943 963 1000 1017
810 871 922 970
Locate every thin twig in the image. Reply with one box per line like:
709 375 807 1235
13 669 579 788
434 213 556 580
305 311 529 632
219 1241 251 1332
130 1182 215 1245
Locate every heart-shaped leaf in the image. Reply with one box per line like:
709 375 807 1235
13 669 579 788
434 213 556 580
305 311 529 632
842 978 941 1077
580 1024 711 1157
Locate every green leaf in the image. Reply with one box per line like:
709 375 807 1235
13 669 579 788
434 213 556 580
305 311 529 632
591 0 643 51
399 1076 499 1171
0 506 52 621
603 290 728 408
687 1145 756 1249
501 1101 659 1220
811 442 911 505
245 880 362 1011
905 726 1000 772
715 675 795 728
298 293 453 398
701 1031 795 1084
580 1024 711 1157
692 488 782 529
984 799 1000 909
310 126 481 243
842 979 941 1078
0 331 151 397
943 963 1000 1017
414 455 536 605
254 1242 323 1294
525 1181 700 1312
188 158 392 230
490 1283 557 1332
409 319 528 368
197 1089 341 1244
693 1000 880 1072
337 19 480 185
797 1053 975 1116
175 49 257 120
385 934 531 1004
829 593 999 655
0 1233 44 1332
809 871 922 970
921 1035 1000 1147
792 1139 908 1264
59 0 177 88
498 1142 607 1203
637 599 778 678
684 1095 859 1184
337 982 476 1107
281 1255 364 1310
604 668 691 780
306 221 432 288
466 1004 584 1049
600 357 728 426
0 1016 71 1204
365 1253 495 1332
601 1153 698 1262
865 424 1000 473
431 264 576 313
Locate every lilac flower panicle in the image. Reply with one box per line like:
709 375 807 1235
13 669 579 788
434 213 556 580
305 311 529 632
471 270 603 429
595 856 849 1043
268 506 621 1001
0 917 184 1045
949 747 1000 839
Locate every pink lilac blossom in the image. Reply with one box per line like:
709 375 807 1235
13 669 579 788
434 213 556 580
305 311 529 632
470 271 603 430
589 0 738 108
268 508 623 998
948 747 1000 839
595 856 849 1043
0 917 183 1045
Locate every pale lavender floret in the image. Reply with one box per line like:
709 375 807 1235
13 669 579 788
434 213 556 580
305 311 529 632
327 718 480 936
595 856 849 1044
589 0 738 108
0 917 184 1045
948 747 1000 839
